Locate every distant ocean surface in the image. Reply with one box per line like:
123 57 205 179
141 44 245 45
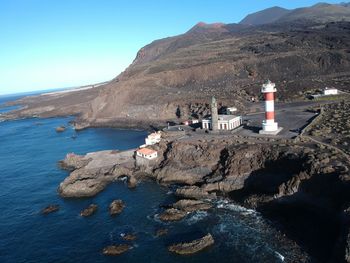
0 93 294 263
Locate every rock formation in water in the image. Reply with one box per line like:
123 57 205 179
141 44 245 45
168 233 215 255
41 204 60 215
80 204 98 217
109 200 125 216
102 244 131 256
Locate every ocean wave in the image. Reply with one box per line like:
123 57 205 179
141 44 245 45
216 199 258 216
185 211 208 225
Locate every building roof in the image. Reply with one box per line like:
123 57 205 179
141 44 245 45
203 115 240 121
148 132 161 138
137 148 157 155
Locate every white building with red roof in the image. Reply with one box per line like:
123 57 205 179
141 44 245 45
136 148 158 160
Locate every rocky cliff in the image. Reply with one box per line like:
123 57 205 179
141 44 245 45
58 134 350 262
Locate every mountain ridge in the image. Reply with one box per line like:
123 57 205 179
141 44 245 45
240 2 350 25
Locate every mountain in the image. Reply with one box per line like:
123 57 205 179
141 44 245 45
278 2 350 23
239 6 291 25
240 2 350 25
5 2 350 130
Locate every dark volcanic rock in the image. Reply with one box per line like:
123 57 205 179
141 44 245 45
168 233 215 255
102 244 131 256
80 204 98 217
41 205 59 215
109 200 125 216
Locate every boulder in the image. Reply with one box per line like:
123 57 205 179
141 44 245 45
102 244 131 256
56 126 66 132
80 204 98 217
168 233 215 255
109 200 125 216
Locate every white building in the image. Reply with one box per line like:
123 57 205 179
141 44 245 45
202 115 242 130
145 131 161 145
323 87 338 96
226 107 237 115
136 148 158 160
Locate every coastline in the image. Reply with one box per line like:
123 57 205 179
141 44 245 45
57 129 350 262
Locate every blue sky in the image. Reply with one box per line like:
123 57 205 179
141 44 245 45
0 0 342 95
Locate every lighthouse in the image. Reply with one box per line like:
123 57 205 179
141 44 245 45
259 80 283 135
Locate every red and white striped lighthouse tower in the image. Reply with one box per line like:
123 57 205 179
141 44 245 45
259 80 282 134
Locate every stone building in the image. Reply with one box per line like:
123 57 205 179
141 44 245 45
202 115 242 130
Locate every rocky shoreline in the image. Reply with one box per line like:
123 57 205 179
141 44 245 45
57 130 350 262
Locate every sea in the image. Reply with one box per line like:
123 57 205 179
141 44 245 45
0 92 298 263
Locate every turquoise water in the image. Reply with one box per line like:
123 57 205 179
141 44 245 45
0 95 298 263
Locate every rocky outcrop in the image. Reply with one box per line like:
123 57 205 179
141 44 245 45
80 204 98 217
168 233 215 255
41 205 59 215
172 199 212 212
102 244 131 256
109 200 125 216
175 186 216 200
159 208 187 222
58 150 135 198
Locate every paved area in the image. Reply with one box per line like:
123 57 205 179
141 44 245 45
238 108 318 138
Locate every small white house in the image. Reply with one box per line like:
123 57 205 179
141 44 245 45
136 148 158 160
323 87 338 96
202 115 242 130
145 131 161 145
226 107 237 115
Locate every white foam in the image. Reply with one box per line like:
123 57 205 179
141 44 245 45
274 251 285 261
216 200 257 216
186 211 208 225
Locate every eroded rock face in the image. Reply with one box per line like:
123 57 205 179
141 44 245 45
109 200 125 216
168 233 215 255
